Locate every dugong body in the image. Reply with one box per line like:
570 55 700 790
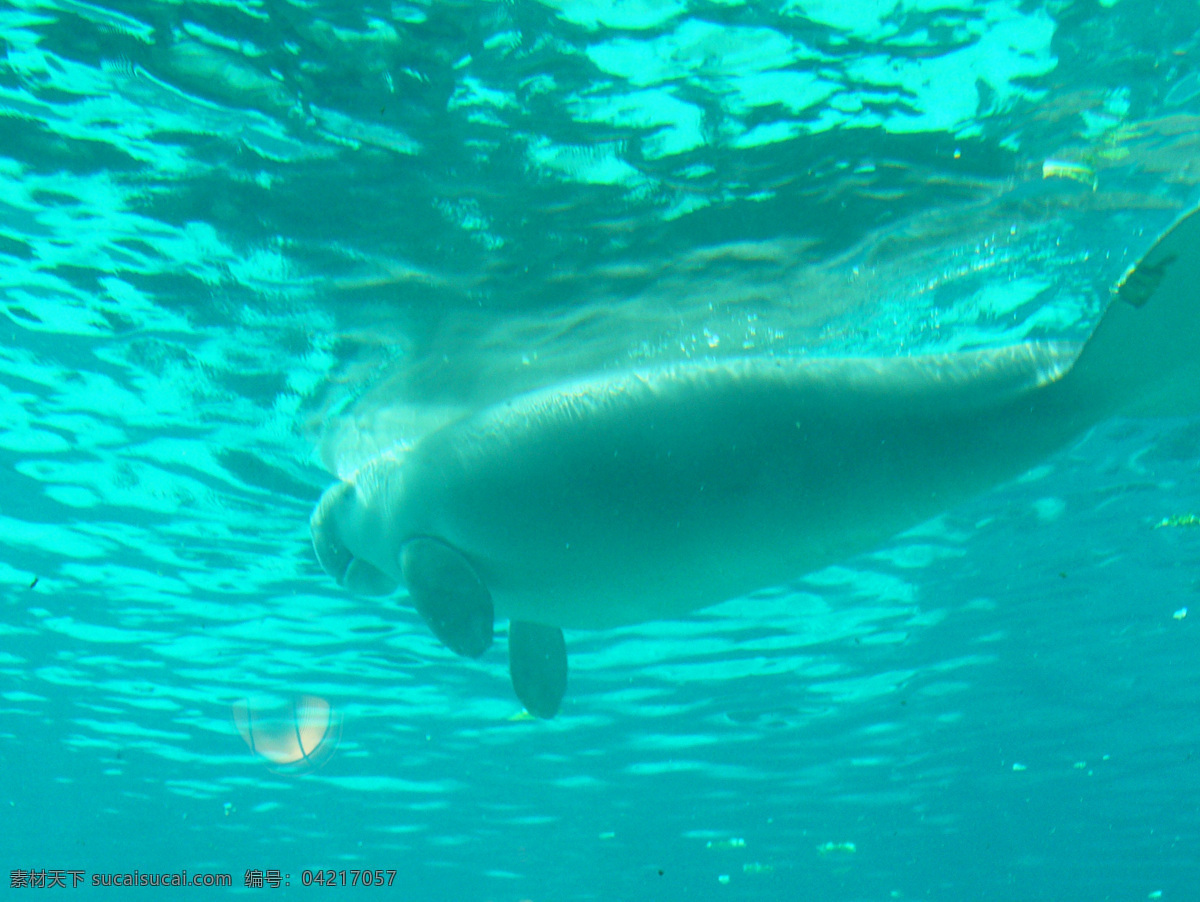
312 205 1200 717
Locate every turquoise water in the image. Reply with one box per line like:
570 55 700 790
3 0 1200 898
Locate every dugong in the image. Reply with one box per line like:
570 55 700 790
311 204 1200 718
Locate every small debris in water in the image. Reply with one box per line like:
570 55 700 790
706 838 745 851
1153 514 1200 529
1042 158 1097 190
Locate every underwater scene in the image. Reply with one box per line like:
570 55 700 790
2 0 1200 898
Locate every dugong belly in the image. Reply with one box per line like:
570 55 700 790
350 345 1086 630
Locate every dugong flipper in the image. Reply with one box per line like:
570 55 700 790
399 537 493 659
508 621 568 719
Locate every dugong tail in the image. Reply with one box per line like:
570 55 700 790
1066 204 1200 417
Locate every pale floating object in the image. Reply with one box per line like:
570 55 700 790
233 695 342 773
1173 607 1188 621
1042 158 1097 190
